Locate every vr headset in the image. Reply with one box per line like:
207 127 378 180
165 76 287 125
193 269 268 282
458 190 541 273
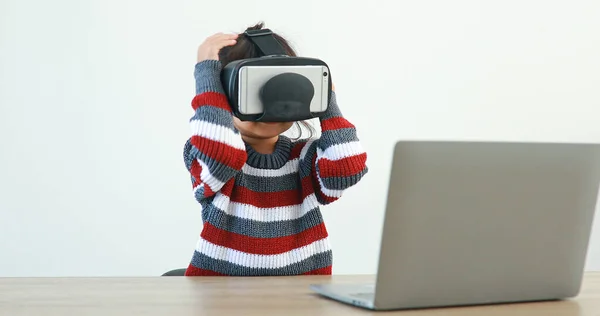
221 29 332 122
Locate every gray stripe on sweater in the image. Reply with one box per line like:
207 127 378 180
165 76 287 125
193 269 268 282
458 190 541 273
317 92 362 150
190 249 333 276
194 186 208 202
320 168 369 190
190 106 238 130
194 60 225 95
201 203 325 238
297 140 319 179
318 128 361 151
235 172 299 192
321 92 343 120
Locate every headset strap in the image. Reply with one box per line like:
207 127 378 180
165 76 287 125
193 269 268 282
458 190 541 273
244 29 288 56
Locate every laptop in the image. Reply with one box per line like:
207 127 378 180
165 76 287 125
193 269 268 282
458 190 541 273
310 140 600 311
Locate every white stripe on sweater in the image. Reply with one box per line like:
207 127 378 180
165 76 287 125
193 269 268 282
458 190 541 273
299 139 316 161
314 170 345 198
242 158 299 177
189 120 246 151
195 237 331 268
318 141 365 161
192 159 226 194
311 141 363 198
211 193 319 222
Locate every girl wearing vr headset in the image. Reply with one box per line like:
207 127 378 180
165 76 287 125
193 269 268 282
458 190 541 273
182 23 368 276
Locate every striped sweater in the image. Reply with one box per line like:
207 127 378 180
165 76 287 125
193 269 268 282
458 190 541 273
183 60 368 276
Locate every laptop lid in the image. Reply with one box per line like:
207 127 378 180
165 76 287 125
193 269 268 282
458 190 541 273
373 141 600 309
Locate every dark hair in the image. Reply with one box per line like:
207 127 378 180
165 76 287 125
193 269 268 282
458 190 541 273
219 22 316 140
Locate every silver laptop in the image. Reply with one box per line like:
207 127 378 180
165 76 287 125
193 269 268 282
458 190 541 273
310 140 600 310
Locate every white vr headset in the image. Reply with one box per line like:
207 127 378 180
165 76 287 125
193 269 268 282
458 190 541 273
221 29 333 122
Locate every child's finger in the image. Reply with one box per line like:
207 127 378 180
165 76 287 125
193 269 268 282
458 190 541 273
216 39 237 49
213 33 238 41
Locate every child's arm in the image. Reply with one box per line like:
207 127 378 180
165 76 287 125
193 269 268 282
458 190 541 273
299 91 368 205
183 60 247 202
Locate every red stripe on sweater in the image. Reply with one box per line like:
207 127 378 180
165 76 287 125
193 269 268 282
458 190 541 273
228 186 304 208
298 176 319 201
189 161 215 198
201 222 328 255
185 264 227 276
203 182 214 197
290 141 306 160
316 153 367 179
218 178 235 198
190 159 201 187
189 160 219 198
321 117 355 132
190 135 247 171
302 266 332 275
191 92 232 112
299 158 339 204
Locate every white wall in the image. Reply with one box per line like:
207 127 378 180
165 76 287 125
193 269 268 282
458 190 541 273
1 0 599 277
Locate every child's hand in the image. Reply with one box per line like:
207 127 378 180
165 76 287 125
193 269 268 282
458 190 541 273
197 33 238 62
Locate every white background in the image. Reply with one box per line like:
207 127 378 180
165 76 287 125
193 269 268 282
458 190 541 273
1 0 599 277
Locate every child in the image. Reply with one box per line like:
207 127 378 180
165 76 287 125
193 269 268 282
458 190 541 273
183 23 368 276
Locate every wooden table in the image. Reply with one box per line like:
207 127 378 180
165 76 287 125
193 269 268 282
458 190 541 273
1 273 599 315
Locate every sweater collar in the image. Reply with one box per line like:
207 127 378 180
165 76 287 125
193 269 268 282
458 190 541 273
245 135 292 170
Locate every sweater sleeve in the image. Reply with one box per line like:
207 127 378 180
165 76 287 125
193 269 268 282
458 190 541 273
298 91 368 205
183 60 247 202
